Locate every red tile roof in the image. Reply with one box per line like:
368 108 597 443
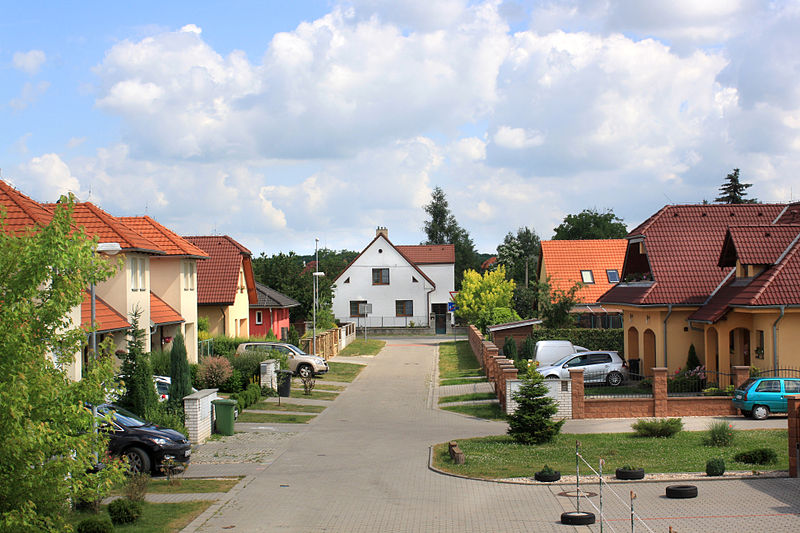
539 239 627 304
395 244 455 264
0 180 54 233
184 235 257 305
719 225 800 267
774 203 800 224
600 204 786 306
481 256 497 270
150 291 184 325
81 291 131 333
118 216 208 258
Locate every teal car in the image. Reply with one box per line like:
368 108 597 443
732 377 800 419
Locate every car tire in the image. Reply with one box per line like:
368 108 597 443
752 405 770 420
124 447 151 474
545 375 560 380
297 364 313 379
666 485 698 499
606 371 623 387
560 511 595 525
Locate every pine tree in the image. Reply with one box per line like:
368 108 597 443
168 332 192 407
686 343 701 370
715 168 757 204
503 336 518 359
119 309 159 417
507 364 565 444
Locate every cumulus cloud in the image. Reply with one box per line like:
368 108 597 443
18 153 82 199
13 50 46 74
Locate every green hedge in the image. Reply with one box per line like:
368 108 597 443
526 328 624 357
229 383 262 413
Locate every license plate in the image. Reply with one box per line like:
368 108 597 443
185 449 191 458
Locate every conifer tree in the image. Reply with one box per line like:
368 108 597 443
168 332 192 407
507 363 564 444
119 309 159 417
715 168 757 204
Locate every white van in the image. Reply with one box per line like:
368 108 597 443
533 340 589 366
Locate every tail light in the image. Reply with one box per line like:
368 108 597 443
622 360 628 368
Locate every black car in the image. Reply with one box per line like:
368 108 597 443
96 404 191 474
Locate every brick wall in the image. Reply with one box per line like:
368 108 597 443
789 396 800 478
467 325 518 411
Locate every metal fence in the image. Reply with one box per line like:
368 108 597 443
583 370 653 398
197 339 214 359
753 367 800 379
352 315 430 328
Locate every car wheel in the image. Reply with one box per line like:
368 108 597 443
545 375 559 380
124 447 151 474
297 364 313 379
752 405 770 420
606 371 623 387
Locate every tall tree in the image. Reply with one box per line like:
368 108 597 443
715 168 757 204
118 309 159 417
168 332 192 407
454 266 519 332
422 186 480 289
552 208 627 240
537 277 583 329
497 227 540 287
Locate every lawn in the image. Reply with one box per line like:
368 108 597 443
324 361 365 382
289 389 339 400
236 411 315 424
440 377 488 386
290 379 344 391
69 501 211 532
441 403 506 420
438 392 497 404
254 401 327 413
439 341 483 380
144 477 241 494
433 429 789 479
338 339 386 356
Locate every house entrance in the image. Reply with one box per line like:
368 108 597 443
432 304 448 334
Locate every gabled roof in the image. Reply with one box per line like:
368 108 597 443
395 244 455 264
150 291 184 325
333 233 436 286
252 282 301 309
46 202 165 255
718 225 800 267
481 256 497 270
184 235 257 305
599 203 785 306
0 180 54 233
539 239 627 304
118 216 208 258
81 291 131 333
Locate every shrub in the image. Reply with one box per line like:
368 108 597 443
108 498 142 524
686 344 701 370
507 363 564 444
503 337 518 359
631 418 683 438
288 325 301 346
150 349 170 376
539 464 556 475
77 515 114 533
521 336 536 360
221 368 243 393
144 403 188 436
189 364 200 389
229 383 262 412
734 448 777 465
706 457 726 476
124 472 150 502
228 351 265 389
198 356 233 388
168 332 193 407
704 421 735 447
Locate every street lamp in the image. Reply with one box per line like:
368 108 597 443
90 242 122 356
312 270 325 355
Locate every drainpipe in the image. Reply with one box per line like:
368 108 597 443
663 304 673 367
772 305 785 372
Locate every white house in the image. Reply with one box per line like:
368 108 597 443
332 228 455 333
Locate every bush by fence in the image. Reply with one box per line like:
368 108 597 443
526 328 623 357
229 383 262 413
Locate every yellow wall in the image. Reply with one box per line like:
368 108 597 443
622 306 703 374
200 305 226 336
150 257 200 363
95 252 151 349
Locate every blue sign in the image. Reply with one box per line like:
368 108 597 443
447 302 456 312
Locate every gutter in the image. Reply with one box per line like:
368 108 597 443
663 304 673 367
772 306 785 372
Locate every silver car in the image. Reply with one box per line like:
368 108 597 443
235 342 328 378
536 351 628 386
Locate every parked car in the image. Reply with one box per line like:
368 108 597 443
533 340 589 366
95 403 191 474
235 342 329 378
153 375 197 402
732 377 800 419
536 351 628 386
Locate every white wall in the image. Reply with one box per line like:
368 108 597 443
418 263 454 304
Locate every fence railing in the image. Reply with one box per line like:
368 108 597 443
583 371 653 398
754 367 800 379
352 315 430 328
198 339 214 359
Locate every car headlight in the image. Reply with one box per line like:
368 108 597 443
148 437 170 446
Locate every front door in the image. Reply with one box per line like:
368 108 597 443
432 304 447 334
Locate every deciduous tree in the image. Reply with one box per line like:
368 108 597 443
552 208 627 240
537 277 583 329
454 266 519 332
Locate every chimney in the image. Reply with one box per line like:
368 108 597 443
376 226 388 239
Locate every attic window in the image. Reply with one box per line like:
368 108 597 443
412 276 418 283
606 269 620 283
343 277 350 284
580 270 595 284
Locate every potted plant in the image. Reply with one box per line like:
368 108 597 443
615 465 645 480
534 464 561 482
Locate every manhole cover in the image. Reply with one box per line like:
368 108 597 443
557 490 598 498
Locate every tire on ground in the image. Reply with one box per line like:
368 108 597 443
666 485 698 499
560 511 596 525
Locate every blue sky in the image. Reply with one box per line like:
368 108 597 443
3 1 800 256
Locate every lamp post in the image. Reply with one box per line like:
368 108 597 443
313 238 318 355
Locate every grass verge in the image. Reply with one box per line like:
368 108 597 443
338 339 386 356
289 389 339 400
237 412 315 424
69 501 211 532
441 403 505 420
144 477 241 494
441 377 488 386
438 392 497 404
433 429 789 479
439 341 483 380
254 401 326 413
324 361 365 382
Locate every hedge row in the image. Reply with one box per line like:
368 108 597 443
229 383 262 413
525 328 624 357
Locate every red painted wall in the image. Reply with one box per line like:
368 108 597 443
249 308 291 339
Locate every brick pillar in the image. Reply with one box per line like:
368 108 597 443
570 368 585 419
486 344 499 385
732 366 750 389
789 396 800 478
653 367 668 417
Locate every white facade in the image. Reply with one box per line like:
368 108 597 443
332 234 454 327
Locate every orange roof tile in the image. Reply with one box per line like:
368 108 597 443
81 291 131 333
150 291 184 325
118 216 208 258
540 239 627 304
185 235 256 305
395 244 455 264
0 180 54 233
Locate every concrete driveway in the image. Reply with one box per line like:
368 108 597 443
187 338 800 532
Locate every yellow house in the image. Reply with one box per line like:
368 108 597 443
598 202 800 382
184 235 257 337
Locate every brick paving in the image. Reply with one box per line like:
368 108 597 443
173 338 800 532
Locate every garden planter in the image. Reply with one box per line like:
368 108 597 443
534 470 561 482
615 467 645 480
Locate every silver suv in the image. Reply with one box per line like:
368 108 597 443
235 342 328 378
536 351 628 386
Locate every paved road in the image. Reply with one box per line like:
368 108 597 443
187 338 800 532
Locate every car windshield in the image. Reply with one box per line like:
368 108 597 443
736 378 757 392
98 405 147 428
547 353 584 367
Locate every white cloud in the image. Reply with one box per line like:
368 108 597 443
9 81 50 110
13 50 46 74
493 126 544 149
18 153 82 199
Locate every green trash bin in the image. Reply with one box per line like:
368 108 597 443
212 398 237 436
